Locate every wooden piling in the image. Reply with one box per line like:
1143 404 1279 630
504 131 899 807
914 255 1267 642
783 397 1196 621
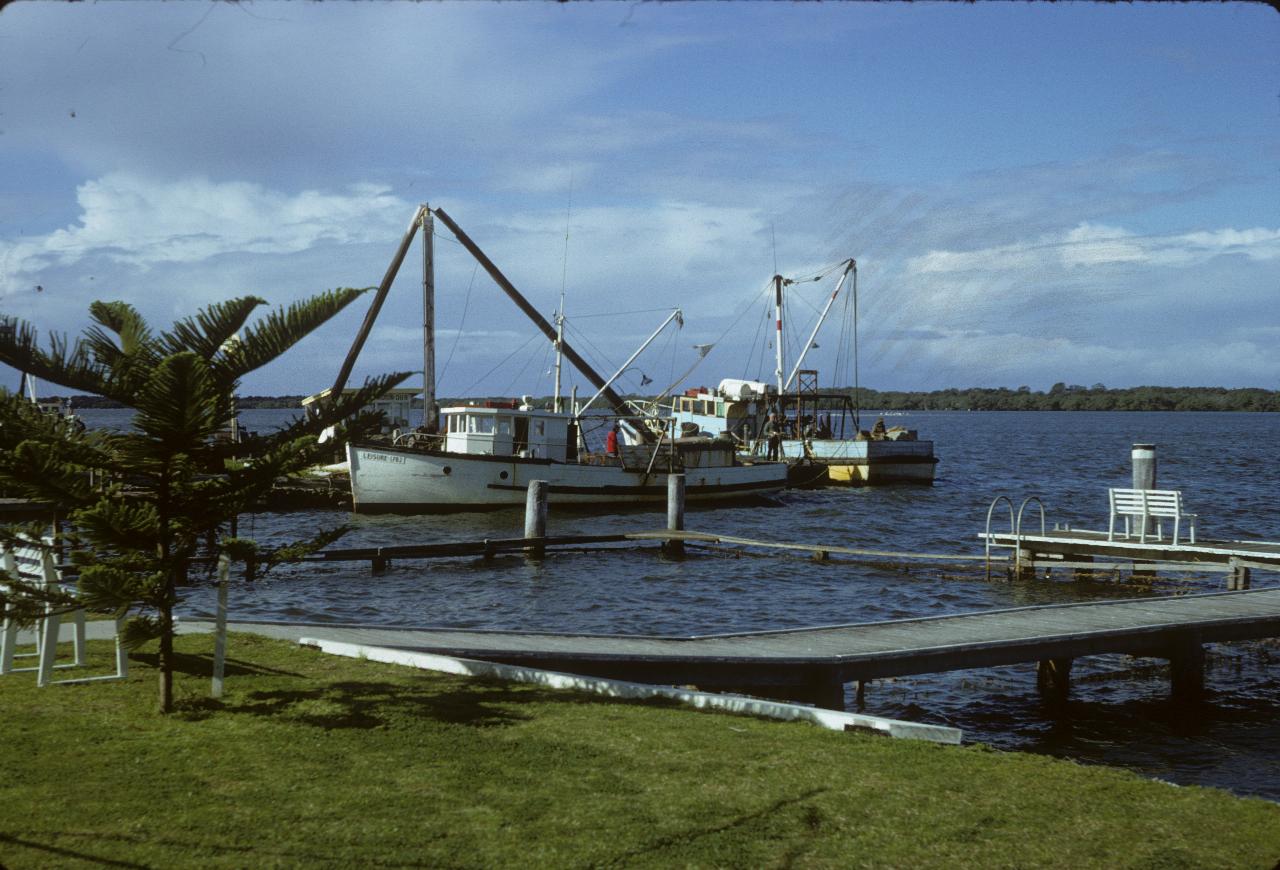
1036 657 1073 700
663 473 685 558
1169 637 1205 701
525 480 548 558
1228 558 1252 591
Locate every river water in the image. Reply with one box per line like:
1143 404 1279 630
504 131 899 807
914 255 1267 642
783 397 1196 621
81 408 1280 800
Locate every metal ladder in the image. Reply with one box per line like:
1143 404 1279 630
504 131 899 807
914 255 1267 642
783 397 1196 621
985 495 1046 580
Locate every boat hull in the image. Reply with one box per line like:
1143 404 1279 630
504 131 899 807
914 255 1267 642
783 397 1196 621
777 439 938 486
347 443 787 512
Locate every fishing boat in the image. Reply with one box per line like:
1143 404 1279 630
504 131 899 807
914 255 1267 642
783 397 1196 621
668 260 937 487
671 375 936 487
326 205 787 512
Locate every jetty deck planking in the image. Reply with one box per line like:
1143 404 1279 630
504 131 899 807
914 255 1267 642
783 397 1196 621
178 588 1280 707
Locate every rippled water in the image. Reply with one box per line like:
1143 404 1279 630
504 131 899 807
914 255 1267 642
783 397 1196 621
82 408 1280 800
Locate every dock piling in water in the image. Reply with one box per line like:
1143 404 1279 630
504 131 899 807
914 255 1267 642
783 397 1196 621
1132 443 1157 537
663 474 686 558
525 480 548 558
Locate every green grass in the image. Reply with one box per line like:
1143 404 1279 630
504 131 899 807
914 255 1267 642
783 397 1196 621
2 634 1278 869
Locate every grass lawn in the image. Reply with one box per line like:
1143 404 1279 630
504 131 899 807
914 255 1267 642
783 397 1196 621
2 632 1278 868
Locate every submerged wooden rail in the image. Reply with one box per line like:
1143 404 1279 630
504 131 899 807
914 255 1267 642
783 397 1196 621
185 587 1280 711
309 528 1005 573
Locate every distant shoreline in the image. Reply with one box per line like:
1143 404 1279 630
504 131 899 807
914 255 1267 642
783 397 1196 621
47 384 1280 413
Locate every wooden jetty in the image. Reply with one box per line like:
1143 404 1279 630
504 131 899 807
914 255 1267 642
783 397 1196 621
197 587 1280 709
981 528 1280 589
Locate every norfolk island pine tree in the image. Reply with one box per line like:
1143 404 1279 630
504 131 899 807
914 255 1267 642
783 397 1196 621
0 291 409 712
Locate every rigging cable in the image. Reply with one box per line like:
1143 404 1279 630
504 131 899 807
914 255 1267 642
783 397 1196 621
458 330 541 397
437 262 478 388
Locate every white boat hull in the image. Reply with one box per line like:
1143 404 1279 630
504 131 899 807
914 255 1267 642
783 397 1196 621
347 443 787 512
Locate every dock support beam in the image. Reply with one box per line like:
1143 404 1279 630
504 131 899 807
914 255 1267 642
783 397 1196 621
525 480 548 559
663 474 685 559
807 668 846 711
1036 657 1073 701
1169 638 1205 701
1228 558 1252 591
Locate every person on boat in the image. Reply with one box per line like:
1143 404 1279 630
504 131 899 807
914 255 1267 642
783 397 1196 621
871 416 887 440
765 413 782 461
605 422 621 460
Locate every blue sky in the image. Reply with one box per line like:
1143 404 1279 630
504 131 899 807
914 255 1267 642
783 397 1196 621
1 2 1277 398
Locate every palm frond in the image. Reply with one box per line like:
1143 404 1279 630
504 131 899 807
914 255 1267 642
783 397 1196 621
0 318 112 396
156 296 266 361
89 301 155 355
132 352 221 450
213 287 371 381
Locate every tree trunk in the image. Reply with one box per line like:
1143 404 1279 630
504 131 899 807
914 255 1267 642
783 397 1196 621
158 600 173 713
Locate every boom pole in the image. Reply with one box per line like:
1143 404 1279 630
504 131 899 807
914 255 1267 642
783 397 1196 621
329 205 427 401
432 207 654 442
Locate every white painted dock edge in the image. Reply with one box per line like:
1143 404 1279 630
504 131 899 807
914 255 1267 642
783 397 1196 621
299 637 963 745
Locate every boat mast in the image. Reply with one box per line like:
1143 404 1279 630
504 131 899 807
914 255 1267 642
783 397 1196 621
783 258 855 391
422 208 436 430
553 185 571 414
578 308 683 415
328 205 427 402
773 273 785 400
431 207 655 443
553 312 565 413
851 259 861 432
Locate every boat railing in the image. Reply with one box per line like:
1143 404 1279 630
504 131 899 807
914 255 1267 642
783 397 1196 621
391 430 444 450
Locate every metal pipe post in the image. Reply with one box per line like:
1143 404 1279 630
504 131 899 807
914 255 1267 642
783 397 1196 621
1132 443 1157 537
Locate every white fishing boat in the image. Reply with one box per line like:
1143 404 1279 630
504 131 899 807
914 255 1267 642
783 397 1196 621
668 260 937 487
325 205 787 513
347 401 784 512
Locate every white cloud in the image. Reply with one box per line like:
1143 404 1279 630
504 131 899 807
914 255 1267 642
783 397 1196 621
1 174 410 293
907 222 1280 278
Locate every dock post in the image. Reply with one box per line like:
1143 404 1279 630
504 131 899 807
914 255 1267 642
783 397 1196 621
1228 558 1251 591
663 473 685 558
525 480 548 559
1036 657 1073 701
807 668 846 710
1132 443 1157 537
1169 637 1205 701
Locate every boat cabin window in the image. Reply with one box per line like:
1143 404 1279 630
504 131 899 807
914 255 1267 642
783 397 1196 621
497 418 511 436
534 421 545 437
468 416 495 435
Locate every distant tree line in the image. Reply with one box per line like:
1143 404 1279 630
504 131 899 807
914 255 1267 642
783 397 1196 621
36 384 1280 412
845 384 1280 412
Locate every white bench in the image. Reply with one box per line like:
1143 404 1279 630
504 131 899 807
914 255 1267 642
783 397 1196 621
1 535 128 686
1108 488 1197 546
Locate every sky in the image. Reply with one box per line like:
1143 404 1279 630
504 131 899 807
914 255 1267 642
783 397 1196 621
1 1 1278 399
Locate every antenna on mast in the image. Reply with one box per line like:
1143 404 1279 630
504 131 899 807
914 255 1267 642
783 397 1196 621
554 175 573 413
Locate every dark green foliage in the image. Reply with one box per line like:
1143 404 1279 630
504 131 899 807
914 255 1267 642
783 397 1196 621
847 385 1280 412
0 291 410 711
